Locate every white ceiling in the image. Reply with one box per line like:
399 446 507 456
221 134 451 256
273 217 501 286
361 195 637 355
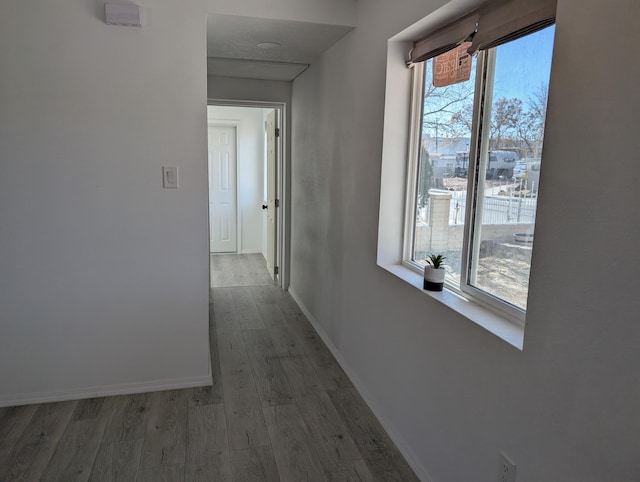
207 14 354 81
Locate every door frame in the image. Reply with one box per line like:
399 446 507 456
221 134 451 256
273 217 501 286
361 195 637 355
207 99 289 290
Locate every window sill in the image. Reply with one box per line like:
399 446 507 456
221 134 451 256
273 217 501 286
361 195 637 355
379 263 525 350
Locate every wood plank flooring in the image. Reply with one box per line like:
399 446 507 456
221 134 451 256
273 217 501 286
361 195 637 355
211 253 274 288
0 254 419 481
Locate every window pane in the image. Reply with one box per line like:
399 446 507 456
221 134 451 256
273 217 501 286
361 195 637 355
468 26 555 310
412 54 476 285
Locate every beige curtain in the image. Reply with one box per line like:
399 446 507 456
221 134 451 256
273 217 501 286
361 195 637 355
409 13 479 64
409 0 556 64
468 0 556 54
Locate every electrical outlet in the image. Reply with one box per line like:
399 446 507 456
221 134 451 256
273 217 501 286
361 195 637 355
499 452 516 482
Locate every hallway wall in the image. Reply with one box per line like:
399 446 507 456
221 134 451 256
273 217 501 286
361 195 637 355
290 0 640 480
0 0 211 404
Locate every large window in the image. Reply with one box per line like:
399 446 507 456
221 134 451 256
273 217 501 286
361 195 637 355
405 24 555 322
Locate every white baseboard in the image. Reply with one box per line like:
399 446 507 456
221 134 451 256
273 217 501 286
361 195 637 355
288 287 433 482
0 374 213 408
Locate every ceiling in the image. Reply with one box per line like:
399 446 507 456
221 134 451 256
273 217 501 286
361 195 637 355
207 14 354 81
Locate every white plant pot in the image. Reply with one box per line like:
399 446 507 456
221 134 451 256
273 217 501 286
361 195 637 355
423 266 445 291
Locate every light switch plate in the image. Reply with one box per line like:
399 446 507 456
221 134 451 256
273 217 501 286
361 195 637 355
163 166 178 188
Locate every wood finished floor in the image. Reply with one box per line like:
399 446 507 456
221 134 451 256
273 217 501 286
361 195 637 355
0 254 419 481
211 253 274 287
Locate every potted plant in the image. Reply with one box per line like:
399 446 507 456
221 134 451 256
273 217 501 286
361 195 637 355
423 254 446 291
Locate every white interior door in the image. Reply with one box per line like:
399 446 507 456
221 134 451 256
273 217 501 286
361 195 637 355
265 111 277 280
209 125 237 253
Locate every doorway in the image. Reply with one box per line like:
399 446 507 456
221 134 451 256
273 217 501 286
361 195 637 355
207 102 286 288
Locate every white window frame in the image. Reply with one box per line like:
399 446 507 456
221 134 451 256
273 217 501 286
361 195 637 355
402 63 426 275
403 45 535 326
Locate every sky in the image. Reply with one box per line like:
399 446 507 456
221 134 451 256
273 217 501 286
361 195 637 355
492 25 556 101
423 25 556 138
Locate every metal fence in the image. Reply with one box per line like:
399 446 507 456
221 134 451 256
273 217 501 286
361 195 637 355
448 190 538 225
416 189 539 227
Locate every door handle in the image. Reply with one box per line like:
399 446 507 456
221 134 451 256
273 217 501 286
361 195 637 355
262 204 268 210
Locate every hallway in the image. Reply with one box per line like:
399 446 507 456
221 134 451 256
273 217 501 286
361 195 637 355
0 255 418 481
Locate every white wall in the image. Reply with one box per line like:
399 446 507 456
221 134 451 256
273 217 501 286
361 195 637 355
0 0 211 404
207 0 357 25
290 0 640 480
207 105 270 253
208 76 292 105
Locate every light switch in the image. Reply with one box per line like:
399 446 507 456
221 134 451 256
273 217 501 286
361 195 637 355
163 166 178 188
